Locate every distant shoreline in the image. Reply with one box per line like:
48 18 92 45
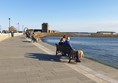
35 32 118 39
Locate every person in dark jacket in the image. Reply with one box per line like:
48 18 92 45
11 31 14 37
63 36 81 62
59 35 67 45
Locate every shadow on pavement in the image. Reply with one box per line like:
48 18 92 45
25 53 61 62
22 40 31 43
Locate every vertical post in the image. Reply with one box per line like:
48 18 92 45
8 18 11 32
22 25 24 32
17 22 19 32
0 25 1 33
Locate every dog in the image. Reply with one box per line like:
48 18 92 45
77 50 84 58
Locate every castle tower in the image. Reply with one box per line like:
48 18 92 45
42 23 48 32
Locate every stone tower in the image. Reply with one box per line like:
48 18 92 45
42 23 48 32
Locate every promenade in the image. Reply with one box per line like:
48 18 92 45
0 35 118 83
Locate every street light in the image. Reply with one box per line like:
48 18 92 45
22 25 24 32
17 22 19 32
8 18 11 31
0 25 1 33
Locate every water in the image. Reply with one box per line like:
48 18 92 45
43 36 118 68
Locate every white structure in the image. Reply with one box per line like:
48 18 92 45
97 31 116 35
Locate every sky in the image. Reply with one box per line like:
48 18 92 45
0 0 118 32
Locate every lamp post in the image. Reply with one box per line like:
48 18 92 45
17 22 19 32
0 25 1 33
8 18 11 32
22 25 24 32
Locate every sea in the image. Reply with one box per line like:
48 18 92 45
42 36 118 69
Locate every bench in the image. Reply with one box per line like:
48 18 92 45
55 44 77 63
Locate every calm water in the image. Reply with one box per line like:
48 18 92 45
43 37 118 68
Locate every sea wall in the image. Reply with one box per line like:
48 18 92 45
0 33 23 42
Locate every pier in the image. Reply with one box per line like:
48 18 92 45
0 35 118 83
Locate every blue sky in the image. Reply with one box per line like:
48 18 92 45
0 0 118 32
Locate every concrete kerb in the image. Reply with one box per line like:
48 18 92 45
26 38 118 83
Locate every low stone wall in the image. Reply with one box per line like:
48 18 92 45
0 33 23 42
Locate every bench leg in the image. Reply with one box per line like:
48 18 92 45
56 50 58 55
75 52 81 62
68 59 71 63
68 54 72 63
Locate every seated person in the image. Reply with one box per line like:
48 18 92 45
58 35 67 56
31 32 37 42
63 36 81 62
59 35 67 45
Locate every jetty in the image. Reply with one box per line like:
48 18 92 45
0 34 118 83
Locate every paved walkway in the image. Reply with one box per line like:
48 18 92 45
0 35 118 83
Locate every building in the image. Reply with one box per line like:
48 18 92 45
48 30 59 33
26 29 42 33
26 22 58 33
42 23 48 32
33 29 42 32
97 31 116 35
